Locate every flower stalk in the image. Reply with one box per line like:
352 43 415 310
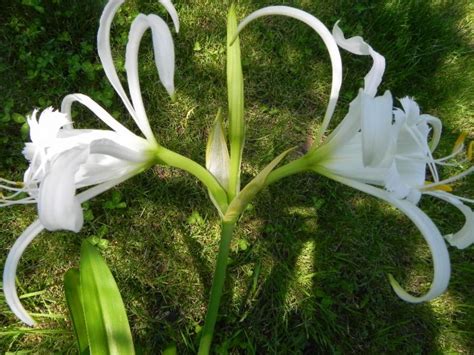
198 221 235 355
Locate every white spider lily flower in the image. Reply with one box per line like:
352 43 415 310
309 23 473 303
1 0 179 325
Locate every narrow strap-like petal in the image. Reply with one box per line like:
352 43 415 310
148 14 176 98
38 147 89 232
361 91 394 166
159 0 180 33
236 6 343 141
125 13 175 143
3 172 135 326
332 22 385 97
61 94 134 137
90 138 149 163
3 220 44 326
317 169 451 303
98 0 144 133
426 191 474 249
424 114 442 152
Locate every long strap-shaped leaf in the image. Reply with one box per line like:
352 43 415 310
227 5 245 201
64 269 89 354
80 240 135 354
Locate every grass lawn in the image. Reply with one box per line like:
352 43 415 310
1 0 473 353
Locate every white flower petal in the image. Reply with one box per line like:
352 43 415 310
317 170 451 303
90 138 150 163
394 157 426 191
3 220 44 326
426 191 474 249
98 0 143 131
148 14 176 98
3 171 136 326
61 94 133 137
424 114 442 152
31 108 71 141
159 0 180 33
125 14 176 126
324 90 363 150
37 147 88 232
75 158 142 188
361 90 394 166
332 22 385 97
236 6 343 140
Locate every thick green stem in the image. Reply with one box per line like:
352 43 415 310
265 156 310 186
156 146 228 212
198 221 235 355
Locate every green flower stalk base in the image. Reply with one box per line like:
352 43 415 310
198 221 235 355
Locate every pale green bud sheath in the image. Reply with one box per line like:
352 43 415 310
155 146 229 214
227 5 245 201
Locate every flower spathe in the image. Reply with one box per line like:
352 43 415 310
1 0 179 325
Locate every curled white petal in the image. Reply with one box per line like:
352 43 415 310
424 114 442 152
61 94 133 137
333 22 385 97
317 169 451 303
236 6 343 141
159 0 180 33
426 191 474 249
3 172 136 326
148 14 176 98
37 147 89 232
3 220 43 326
125 14 176 137
98 0 145 134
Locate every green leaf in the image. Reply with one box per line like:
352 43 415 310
64 269 89 354
80 240 135 355
163 344 177 355
20 122 30 140
227 5 245 200
224 148 294 223
12 113 26 124
206 108 230 191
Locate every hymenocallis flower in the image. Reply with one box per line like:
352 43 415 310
1 0 179 325
309 23 474 302
235 6 472 304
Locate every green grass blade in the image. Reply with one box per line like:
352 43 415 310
227 4 245 200
64 268 89 354
80 240 135 355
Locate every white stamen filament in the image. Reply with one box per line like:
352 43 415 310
421 166 474 190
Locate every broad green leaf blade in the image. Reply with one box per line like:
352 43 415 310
227 5 245 200
224 148 294 223
206 108 230 191
64 268 89 354
163 344 177 355
80 240 135 355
